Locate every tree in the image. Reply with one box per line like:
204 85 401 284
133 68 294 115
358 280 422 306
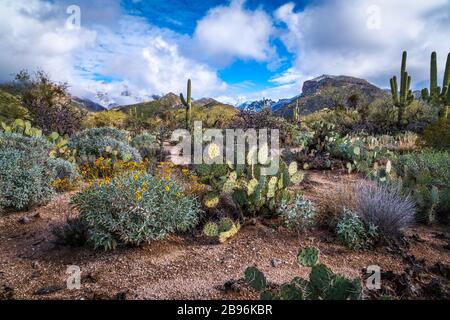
14 70 86 136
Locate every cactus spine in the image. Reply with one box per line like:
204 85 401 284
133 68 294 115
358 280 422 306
421 52 450 119
390 51 414 125
180 79 193 130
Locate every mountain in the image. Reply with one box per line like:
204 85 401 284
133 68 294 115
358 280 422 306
238 96 301 113
276 75 389 117
238 98 276 112
115 93 236 118
71 97 107 112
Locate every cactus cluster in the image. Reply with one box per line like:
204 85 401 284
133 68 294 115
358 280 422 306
244 247 362 300
204 160 304 216
202 217 240 243
421 52 450 119
180 79 193 131
390 51 415 125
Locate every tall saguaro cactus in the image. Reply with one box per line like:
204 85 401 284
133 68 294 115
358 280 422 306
292 99 301 125
421 52 450 119
390 51 414 125
180 79 193 130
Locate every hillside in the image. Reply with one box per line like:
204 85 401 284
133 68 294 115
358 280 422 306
276 75 389 117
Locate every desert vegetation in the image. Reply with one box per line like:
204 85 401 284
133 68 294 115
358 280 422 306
0 50 449 300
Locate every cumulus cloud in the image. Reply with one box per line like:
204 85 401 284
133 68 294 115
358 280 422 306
274 0 450 91
193 0 276 66
0 0 226 106
0 0 96 83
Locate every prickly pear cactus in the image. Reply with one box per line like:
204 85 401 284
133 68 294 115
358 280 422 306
218 222 240 243
203 192 220 208
244 267 267 292
203 222 219 237
297 247 319 267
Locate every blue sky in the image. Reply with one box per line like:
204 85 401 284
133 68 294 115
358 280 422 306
0 0 449 106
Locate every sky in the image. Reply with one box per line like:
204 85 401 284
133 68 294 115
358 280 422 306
0 0 449 106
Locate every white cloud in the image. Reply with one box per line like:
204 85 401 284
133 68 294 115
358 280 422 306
0 0 96 83
274 0 450 90
193 0 276 66
0 0 227 106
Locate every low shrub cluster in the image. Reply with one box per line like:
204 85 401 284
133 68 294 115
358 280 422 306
394 150 450 223
335 208 379 250
0 132 73 210
318 181 415 247
278 194 316 232
69 127 141 165
72 171 202 250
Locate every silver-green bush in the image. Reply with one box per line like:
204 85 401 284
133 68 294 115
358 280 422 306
0 132 56 210
72 172 202 250
278 194 316 231
69 127 141 164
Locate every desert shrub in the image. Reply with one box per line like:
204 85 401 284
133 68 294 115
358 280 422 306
83 110 128 129
394 150 450 223
51 216 90 247
278 194 316 231
420 117 450 150
72 172 202 250
303 108 361 135
14 70 86 136
335 208 378 250
0 89 30 123
131 132 158 159
69 127 141 164
47 158 80 192
317 185 355 229
78 157 149 182
319 180 414 241
0 133 56 210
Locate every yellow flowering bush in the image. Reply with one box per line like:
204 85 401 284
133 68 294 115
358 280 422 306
79 157 150 182
72 171 202 250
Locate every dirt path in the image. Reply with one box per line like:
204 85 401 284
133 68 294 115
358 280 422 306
1 171 449 300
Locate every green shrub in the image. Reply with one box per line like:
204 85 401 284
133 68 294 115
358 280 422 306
420 117 450 150
69 127 141 164
47 158 80 192
51 216 89 247
0 132 56 210
394 150 450 223
278 194 316 231
131 132 158 159
335 208 378 250
72 172 202 250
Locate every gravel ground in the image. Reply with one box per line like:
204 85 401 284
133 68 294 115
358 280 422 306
1 171 449 300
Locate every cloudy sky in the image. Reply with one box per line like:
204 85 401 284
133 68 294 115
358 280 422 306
0 0 449 106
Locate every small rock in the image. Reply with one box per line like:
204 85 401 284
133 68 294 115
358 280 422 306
271 258 282 268
18 216 31 224
31 261 40 269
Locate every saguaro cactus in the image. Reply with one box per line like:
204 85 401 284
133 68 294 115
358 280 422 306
421 52 450 118
390 51 414 125
293 99 301 125
180 79 193 130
